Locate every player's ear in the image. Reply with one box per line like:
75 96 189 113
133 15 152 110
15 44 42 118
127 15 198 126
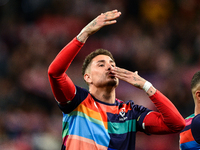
84 73 92 84
195 90 200 102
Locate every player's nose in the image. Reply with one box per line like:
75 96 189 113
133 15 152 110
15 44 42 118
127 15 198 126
107 63 113 71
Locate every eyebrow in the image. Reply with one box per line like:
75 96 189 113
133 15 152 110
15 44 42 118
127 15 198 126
96 59 115 64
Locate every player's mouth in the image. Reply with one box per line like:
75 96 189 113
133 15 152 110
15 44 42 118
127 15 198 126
108 72 115 78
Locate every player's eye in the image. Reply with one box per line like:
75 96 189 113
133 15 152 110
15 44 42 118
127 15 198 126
99 64 104 67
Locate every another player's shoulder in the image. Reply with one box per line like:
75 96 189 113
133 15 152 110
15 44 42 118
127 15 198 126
185 114 195 120
182 114 195 128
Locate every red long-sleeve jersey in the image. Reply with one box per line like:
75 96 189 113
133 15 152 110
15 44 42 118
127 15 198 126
48 37 185 135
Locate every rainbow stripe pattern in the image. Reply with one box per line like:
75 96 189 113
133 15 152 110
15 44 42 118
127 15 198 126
180 114 200 150
59 86 151 150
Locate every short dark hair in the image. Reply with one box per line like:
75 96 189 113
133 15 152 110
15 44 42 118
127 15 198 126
82 49 115 76
191 71 200 90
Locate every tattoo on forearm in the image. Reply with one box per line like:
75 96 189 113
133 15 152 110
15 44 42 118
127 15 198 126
77 35 85 43
91 20 97 27
134 84 141 88
132 76 141 81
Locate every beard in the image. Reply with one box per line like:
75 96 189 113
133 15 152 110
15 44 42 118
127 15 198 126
106 78 119 87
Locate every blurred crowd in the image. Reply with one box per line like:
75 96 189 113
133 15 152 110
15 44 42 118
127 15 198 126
0 0 200 149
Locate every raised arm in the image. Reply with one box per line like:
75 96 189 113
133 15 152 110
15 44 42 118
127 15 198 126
111 67 185 134
48 10 121 104
77 10 121 43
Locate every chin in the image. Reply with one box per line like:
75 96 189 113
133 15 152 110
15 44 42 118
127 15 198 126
107 79 119 87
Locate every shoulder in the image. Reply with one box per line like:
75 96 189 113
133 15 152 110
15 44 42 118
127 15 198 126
185 114 195 124
185 114 195 119
59 86 90 113
191 114 200 144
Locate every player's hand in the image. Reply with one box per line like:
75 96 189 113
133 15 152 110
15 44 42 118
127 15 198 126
77 10 121 43
84 9 121 35
111 67 156 95
111 67 146 89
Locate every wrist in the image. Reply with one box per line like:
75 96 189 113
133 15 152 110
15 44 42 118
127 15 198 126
77 31 89 43
143 81 152 92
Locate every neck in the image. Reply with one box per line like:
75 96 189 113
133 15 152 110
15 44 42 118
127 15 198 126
89 86 116 104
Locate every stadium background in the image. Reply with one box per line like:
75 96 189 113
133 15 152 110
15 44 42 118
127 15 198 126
0 0 200 149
